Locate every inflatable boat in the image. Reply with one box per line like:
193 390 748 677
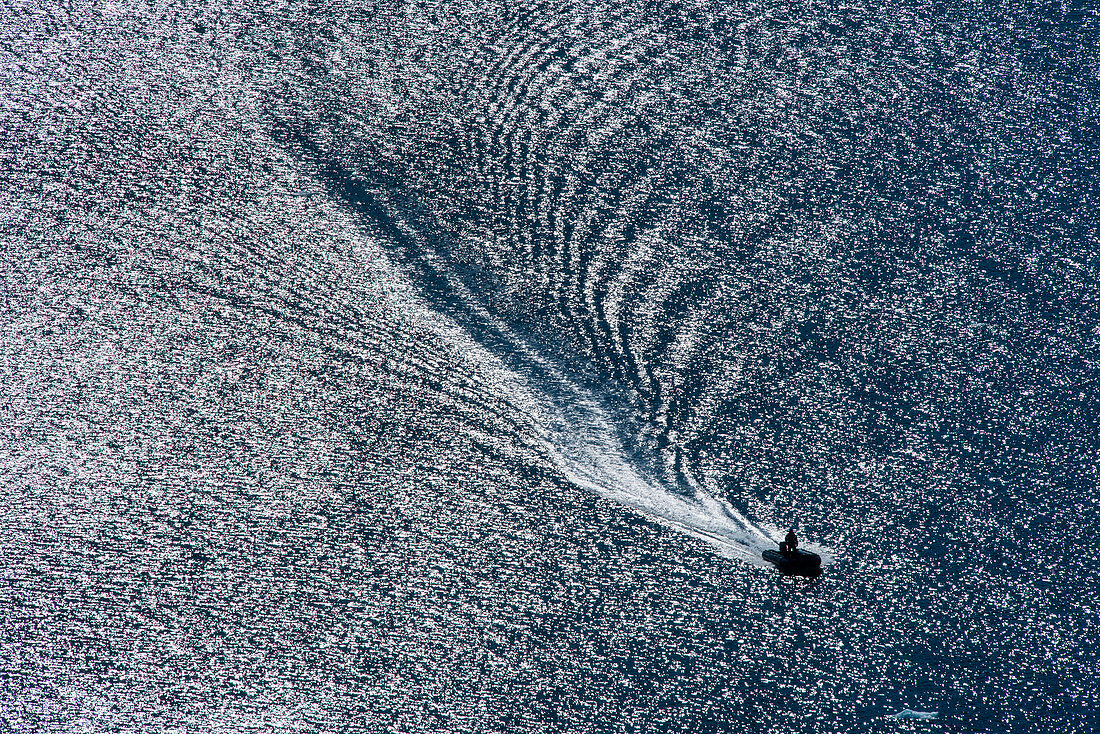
762 547 822 576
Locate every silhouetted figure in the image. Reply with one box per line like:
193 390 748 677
783 530 798 555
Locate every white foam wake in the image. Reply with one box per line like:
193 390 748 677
360 187 797 565
527 373 777 564
429 293 784 565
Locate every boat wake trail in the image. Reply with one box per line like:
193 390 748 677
293 149 787 566
530 368 776 564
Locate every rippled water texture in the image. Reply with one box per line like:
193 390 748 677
3 1 1099 731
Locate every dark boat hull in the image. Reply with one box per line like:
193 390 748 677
762 548 822 576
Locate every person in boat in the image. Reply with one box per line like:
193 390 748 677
783 529 798 555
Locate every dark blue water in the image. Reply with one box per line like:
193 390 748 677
3 1 1098 731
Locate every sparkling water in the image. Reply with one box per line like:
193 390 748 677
3 1 1097 731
